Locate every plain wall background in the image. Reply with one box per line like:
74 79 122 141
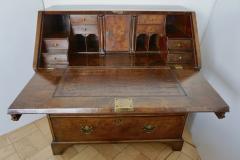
190 0 240 159
0 0 44 135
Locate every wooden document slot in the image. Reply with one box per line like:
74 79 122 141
8 6 229 155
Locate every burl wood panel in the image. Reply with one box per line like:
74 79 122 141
8 68 229 115
50 115 186 141
54 69 185 97
104 15 131 51
136 24 165 36
138 15 166 24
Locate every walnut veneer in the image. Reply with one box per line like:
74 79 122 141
8 8 229 155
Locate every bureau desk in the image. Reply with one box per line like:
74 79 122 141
8 6 229 155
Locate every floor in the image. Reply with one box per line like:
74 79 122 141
0 117 201 160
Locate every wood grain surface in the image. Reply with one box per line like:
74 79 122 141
8 68 229 115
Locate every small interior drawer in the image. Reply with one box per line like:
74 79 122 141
136 24 165 35
168 39 192 50
138 15 166 24
72 25 98 35
44 38 69 53
167 52 192 63
42 53 68 65
70 15 98 25
49 115 186 142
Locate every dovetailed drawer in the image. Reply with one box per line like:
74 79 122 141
44 38 69 53
72 25 98 35
42 53 68 65
49 115 186 142
138 15 166 24
70 15 98 25
167 53 192 64
168 39 192 51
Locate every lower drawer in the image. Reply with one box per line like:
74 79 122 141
136 24 165 35
49 115 186 142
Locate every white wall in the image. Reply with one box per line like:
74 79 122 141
190 0 240 159
0 0 44 135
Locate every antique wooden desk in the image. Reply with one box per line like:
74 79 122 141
8 6 229 155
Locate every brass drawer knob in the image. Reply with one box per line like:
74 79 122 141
143 124 156 133
80 125 93 135
53 43 58 47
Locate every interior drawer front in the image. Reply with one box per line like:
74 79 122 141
138 15 166 24
44 38 69 53
167 53 192 63
136 24 165 35
70 15 98 25
50 115 186 142
42 53 68 65
72 25 98 35
168 39 192 50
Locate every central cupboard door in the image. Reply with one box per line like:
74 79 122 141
104 15 131 52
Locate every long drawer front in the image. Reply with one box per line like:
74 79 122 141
49 115 186 142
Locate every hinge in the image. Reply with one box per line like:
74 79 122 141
172 65 183 70
112 11 124 14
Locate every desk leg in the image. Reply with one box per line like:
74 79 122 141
51 142 73 155
166 139 184 151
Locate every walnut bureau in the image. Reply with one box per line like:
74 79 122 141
8 6 229 155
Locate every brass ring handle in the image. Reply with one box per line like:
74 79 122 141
80 125 93 135
53 43 58 47
143 124 156 133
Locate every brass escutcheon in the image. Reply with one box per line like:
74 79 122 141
80 125 93 135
